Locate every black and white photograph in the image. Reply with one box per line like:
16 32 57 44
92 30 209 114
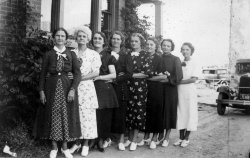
0 0 250 158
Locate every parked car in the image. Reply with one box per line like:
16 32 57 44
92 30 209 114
202 67 229 84
216 59 250 115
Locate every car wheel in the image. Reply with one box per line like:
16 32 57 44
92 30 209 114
217 92 227 115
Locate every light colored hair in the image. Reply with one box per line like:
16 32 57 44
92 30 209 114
74 26 92 41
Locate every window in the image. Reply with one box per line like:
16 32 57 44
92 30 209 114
101 0 112 32
41 0 52 32
63 0 92 35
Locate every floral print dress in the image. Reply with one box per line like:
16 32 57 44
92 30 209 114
74 48 102 139
126 50 152 131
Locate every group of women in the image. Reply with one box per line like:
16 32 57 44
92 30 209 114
34 26 199 158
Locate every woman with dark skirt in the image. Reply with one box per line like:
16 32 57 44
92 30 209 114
34 28 81 158
124 33 152 151
92 32 119 152
102 31 133 151
159 39 183 147
138 37 165 149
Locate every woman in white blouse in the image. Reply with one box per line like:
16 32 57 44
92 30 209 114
69 26 102 156
175 42 199 147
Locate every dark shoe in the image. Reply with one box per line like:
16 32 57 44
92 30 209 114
97 141 105 152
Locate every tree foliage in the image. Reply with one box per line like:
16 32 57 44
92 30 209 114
0 1 53 127
121 0 152 48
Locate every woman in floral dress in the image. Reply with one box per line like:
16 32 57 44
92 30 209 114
69 27 102 156
139 37 164 149
35 28 81 158
124 33 152 151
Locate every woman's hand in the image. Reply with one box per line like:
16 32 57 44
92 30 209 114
67 89 75 102
40 91 46 104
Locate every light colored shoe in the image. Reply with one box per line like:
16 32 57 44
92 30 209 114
137 140 144 146
81 146 89 157
174 139 183 146
129 142 137 151
149 141 156 149
49 149 58 158
124 140 131 147
162 140 169 147
69 144 81 154
103 139 112 148
61 149 73 158
180 140 190 147
3 145 17 157
118 143 125 151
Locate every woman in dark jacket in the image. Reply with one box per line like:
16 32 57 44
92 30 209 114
34 28 81 158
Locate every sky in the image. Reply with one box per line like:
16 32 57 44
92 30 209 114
138 0 231 67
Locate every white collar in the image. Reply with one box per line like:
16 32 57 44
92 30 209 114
53 46 66 53
111 51 119 60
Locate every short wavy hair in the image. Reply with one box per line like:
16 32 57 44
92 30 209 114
52 27 69 40
161 39 175 51
109 31 126 48
181 42 195 55
146 37 160 52
130 33 146 48
91 32 108 48
74 26 92 41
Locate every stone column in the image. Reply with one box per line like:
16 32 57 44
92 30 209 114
91 0 102 32
51 0 61 31
154 1 163 37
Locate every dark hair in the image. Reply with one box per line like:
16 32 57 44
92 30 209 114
109 31 126 48
130 33 146 48
181 42 195 55
91 32 107 48
161 39 175 51
146 37 159 52
52 27 69 40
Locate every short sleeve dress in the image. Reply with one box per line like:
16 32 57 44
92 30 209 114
177 59 199 131
73 48 102 139
94 50 119 139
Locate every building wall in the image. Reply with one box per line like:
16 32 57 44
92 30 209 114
0 0 41 54
229 0 250 73
116 0 125 31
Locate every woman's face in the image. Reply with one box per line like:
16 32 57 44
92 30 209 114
93 33 104 49
161 41 172 53
76 31 89 45
146 40 156 54
130 36 141 50
181 45 192 58
111 34 122 48
54 30 67 46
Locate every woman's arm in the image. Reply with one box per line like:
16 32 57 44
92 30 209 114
95 65 116 81
133 72 148 78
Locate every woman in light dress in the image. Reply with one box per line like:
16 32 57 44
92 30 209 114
70 26 102 156
175 42 198 147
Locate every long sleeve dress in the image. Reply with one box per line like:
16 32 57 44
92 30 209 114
145 53 165 133
110 48 133 134
161 53 183 130
73 48 101 139
126 50 152 132
94 50 119 139
177 59 199 131
34 46 81 141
